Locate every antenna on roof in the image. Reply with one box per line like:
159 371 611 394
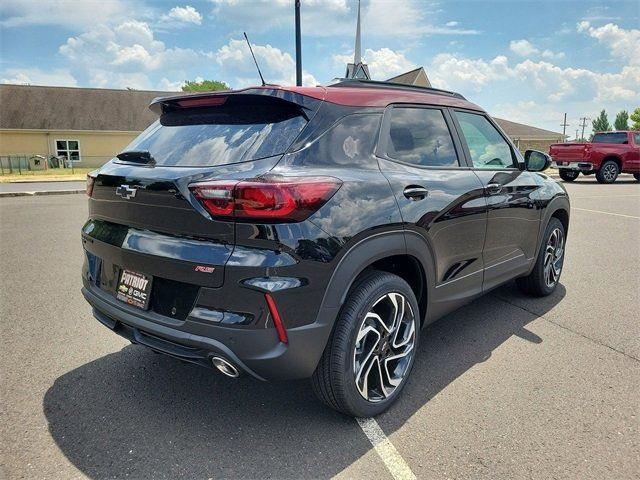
243 32 266 86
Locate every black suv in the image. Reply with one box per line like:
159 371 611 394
82 79 569 417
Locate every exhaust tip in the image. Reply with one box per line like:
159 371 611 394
211 356 240 378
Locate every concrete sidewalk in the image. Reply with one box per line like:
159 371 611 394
0 181 86 196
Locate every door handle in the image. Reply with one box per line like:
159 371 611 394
485 183 503 195
403 185 429 200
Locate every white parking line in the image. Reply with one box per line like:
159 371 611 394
573 207 640 219
573 194 640 199
356 417 416 480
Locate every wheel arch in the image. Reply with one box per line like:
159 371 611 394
318 230 435 327
601 155 622 171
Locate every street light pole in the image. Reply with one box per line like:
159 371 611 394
295 0 302 86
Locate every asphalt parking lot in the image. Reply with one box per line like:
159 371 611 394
1 175 639 479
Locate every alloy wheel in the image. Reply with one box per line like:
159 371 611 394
602 163 617 182
543 227 564 288
353 292 416 402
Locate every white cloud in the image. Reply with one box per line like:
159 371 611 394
426 35 639 134
446 21 459 27
1 68 78 87
541 49 565 60
0 0 133 28
334 48 415 80
59 21 205 74
364 0 479 37
215 38 317 88
161 5 202 26
509 39 565 61
56 20 211 90
577 21 640 65
210 0 479 37
509 39 539 57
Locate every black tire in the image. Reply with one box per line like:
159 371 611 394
516 217 565 296
559 169 579 182
311 271 420 417
634 173 640 182
596 160 619 184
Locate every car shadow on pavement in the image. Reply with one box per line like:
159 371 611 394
43 282 565 479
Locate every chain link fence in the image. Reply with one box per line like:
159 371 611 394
0 155 112 176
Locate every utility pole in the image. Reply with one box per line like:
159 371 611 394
561 113 569 142
579 117 589 141
294 0 302 86
575 129 579 141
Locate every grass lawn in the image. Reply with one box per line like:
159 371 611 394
0 168 93 183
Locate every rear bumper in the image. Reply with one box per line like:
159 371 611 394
82 280 336 381
551 161 594 171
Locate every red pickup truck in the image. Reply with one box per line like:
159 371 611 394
549 131 640 183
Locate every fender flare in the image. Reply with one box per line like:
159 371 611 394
533 194 570 267
313 229 436 332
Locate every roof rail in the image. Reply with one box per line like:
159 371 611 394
326 78 467 100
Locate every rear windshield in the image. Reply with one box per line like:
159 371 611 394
121 96 308 167
592 132 628 144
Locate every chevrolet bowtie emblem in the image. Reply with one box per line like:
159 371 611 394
115 184 137 200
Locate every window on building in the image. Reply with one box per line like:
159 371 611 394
454 112 515 169
56 140 81 163
386 107 459 167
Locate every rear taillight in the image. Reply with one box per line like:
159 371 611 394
189 176 341 223
86 173 96 197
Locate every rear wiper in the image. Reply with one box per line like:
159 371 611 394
116 150 156 166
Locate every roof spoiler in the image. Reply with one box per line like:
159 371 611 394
149 87 326 115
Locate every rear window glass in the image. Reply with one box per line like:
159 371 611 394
592 132 628 144
386 108 458 167
121 97 308 167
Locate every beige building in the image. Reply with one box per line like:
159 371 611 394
0 84 167 169
0 83 564 173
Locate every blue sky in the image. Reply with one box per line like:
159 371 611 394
1 0 638 134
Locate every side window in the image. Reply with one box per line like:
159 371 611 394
284 114 382 168
454 112 516 169
634 133 640 145
386 107 459 167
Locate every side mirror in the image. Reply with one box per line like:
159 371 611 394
524 150 552 172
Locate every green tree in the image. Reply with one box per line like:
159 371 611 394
614 110 629 130
181 79 230 92
630 108 640 130
591 109 611 133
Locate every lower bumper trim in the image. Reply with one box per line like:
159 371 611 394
83 286 266 380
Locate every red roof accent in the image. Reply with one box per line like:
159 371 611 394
153 84 483 112
281 85 482 111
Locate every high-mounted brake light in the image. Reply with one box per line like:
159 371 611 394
176 96 228 108
189 176 341 223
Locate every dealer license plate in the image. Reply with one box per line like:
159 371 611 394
116 269 152 310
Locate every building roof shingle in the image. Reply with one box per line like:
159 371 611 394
0 84 564 140
0 84 167 131
493 117 564 140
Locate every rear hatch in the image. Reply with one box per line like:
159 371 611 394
84 90 321 315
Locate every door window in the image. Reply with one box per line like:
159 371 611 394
454 112 516 169
386 107 459 167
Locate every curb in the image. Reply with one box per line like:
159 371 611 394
4 178 87 184
0 189 85 198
